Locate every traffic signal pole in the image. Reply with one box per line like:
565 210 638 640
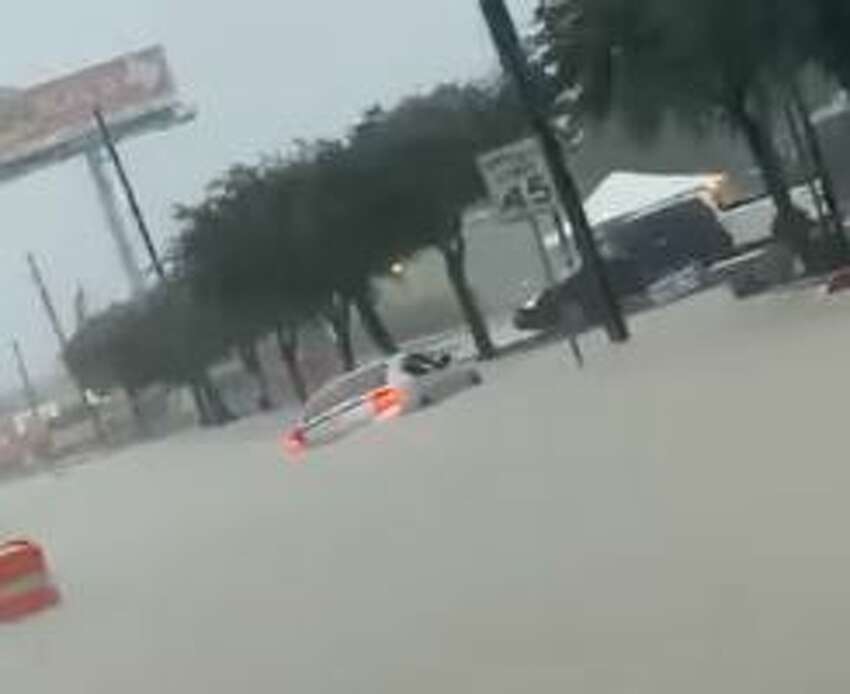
479 0 629 343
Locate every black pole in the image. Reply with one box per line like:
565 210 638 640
12 339 39 415
27 253 105 441
93 108 166 280
789 83 850 262
479 0 628 343
93 109 228 426
784 104 829 237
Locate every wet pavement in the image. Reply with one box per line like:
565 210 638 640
4 286 850 692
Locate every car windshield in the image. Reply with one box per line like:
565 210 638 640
304 364 388 421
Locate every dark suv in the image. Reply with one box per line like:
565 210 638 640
514 196 734 332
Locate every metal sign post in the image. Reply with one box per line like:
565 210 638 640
478 138 584 365
478 138 560 285
479 0 629 343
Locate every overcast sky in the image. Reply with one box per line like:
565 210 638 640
0 0 536 389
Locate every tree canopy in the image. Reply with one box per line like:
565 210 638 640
68 76 528 418
71 0 850 423
171 80 528 365
535 0 850 265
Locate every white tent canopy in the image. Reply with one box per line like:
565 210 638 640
546 171 723 249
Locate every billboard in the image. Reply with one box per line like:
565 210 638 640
0 46 188 180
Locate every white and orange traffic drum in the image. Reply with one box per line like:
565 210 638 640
0 540 60 622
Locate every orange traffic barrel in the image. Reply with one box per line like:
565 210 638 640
0 540 60 622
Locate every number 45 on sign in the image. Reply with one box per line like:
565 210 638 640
477 138 556 220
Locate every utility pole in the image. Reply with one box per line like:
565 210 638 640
85 147 146 296
479 0 629 343
788 82 850 263
27 253 105 440
11 339 39 415
784 103 829 237
28 254 69 352
93 108 165 279
93 108 231 426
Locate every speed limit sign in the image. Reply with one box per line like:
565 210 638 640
477 138 557 220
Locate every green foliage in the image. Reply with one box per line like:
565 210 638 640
341 83 526 255
70 79 529 390
65 281 232 395
140 282 232 386
65 303 152 394
536 0 814 137
807 1 850 88
65 1 850 396
172 80 527 357
534 0 850 266
175 160 318 328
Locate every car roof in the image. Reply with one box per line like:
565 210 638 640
302 359 396 420
302 351 443 413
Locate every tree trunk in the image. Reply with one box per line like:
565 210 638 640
324 296 356 372
438 227 497 361
198 372 236 425
190 380 214 427
352 285 399 356
790 82 850 264
275 323 308 404
730 95 813 265
124 385 149 437
238 340 272 411
735 103 793 214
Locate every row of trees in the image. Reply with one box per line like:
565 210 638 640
174 81 529 373
65 82 528 425
535 0 850 268
64 282 237 428
66 1 850 427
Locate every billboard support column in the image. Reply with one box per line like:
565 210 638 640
85 148 145 297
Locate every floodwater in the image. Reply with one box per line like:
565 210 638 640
4 286 850 692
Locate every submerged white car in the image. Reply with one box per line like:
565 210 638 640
283 351 482 454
